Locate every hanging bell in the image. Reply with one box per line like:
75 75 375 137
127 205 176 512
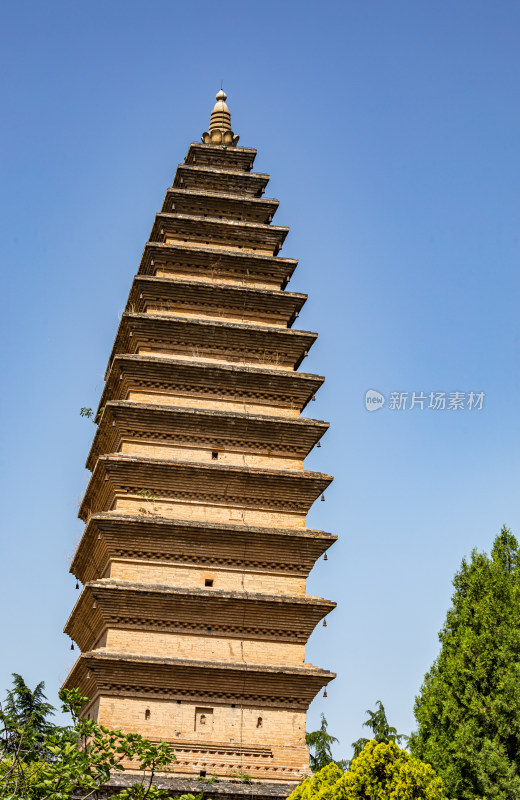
317 441 321 448
321 494 325 502
70 642 74 650
311 395 316 401
323 619 327 627
75 581 79 589
324 553 328 561
323 690 328 698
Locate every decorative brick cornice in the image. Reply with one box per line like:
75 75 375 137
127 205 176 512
65 580 336 651
70 514 336 585
64 652 335 712
106 313 316 379
79 455 332 521
99 354 323 416
126 275 306 327
138 242 296 288
87 402 327 471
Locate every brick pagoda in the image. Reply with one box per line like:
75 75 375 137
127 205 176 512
64 90 336 790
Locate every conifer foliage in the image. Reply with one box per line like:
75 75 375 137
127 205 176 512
350 700 407 762
411 526 520 800
306 714 346 772
2 673 56 749
288 741 450 800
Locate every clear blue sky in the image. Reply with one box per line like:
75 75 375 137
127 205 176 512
1 0 519 761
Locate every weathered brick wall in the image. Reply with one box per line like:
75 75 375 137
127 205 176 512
107 560 307 595
103 629 306 666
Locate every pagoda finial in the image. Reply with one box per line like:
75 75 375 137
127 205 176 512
202 89 239 147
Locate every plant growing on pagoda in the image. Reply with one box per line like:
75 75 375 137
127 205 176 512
288 741 452 800
410 525 520 800
0 677 176 799
227 769 253 783
138 489 158 516
80 406 104 422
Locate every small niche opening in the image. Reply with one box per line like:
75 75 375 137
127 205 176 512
211 451 218 460
176 700 181 705
205 579 214 587
256 717 263 728
145 709 151 720
199 771 207 778
195 707 214 732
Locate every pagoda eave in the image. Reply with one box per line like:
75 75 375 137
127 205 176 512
174 164 269 196
184 142 257 171
79 455 333 521
65 580 336 651
70 514 337 585
86 401 328 471
162 188 279 224
151 213 289 254
104 775 299 800
139 242 297 288
106 313 317 378
126 275 307 326
65 652 335 712
99 355 324 416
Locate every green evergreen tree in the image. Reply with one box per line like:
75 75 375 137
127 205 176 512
1 674 56 756
411 525 520 800
306 714 346 772
288 741 451 800
351 700 406 761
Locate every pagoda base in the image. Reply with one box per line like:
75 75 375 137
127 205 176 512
94 774 298 800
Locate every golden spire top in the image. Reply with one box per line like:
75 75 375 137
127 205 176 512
202 89 239 147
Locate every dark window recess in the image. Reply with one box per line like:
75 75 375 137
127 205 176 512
257 717 263 728
231 703 236 708
199 771 206 778
205 579 214 587
177 700 181 705
211 451 218 460
145 709 151 720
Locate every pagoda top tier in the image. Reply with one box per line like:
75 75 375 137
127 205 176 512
202 89 239 147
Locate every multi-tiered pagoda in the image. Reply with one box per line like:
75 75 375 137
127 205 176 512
64 91 336 790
